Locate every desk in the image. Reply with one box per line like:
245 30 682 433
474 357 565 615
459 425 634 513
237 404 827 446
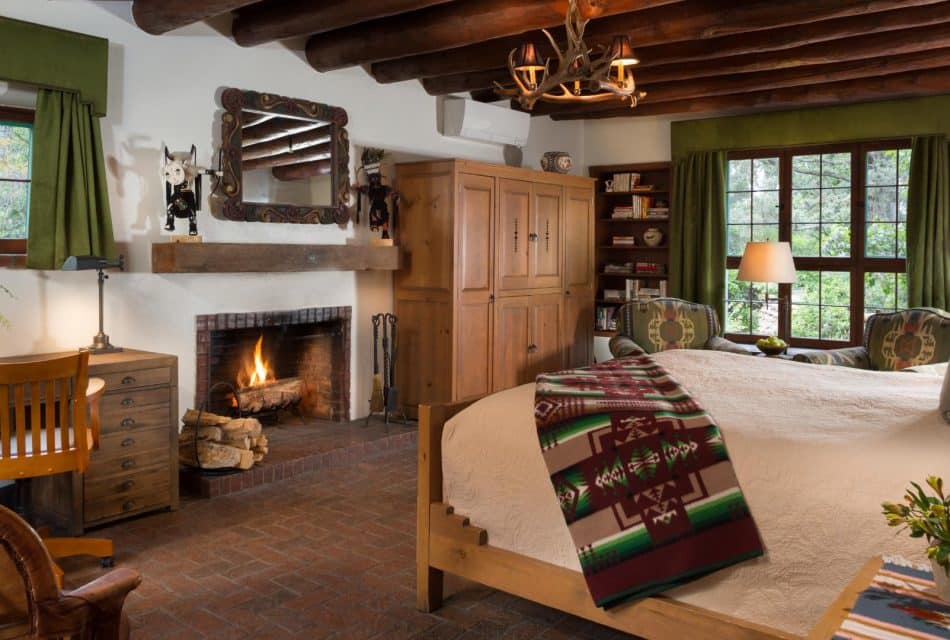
3 350 179 534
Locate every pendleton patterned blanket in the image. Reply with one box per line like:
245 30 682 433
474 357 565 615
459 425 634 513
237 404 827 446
534 353 763 608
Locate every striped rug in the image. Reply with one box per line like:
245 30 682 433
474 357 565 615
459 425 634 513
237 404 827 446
833 557 950 639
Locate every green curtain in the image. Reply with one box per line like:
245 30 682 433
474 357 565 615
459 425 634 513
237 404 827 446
26 89 116 270
669 151 727 324
906 135 950 310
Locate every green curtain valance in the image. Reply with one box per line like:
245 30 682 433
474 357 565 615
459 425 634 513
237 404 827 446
0 17 108 116
671 94 950 160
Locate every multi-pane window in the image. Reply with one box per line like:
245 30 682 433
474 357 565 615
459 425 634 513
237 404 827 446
0 108 33 255
725 141 909 347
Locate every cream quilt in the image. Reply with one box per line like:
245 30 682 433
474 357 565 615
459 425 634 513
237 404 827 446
441 350 950 636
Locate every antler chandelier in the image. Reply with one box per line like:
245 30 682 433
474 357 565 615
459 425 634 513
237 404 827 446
494 0 646 111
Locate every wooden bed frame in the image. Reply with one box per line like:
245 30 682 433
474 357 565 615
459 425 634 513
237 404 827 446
416 400 802 640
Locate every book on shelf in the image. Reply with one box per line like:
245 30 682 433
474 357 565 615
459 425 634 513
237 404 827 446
603 262 634 274
634 261 665 274
607 172 640 192
596 306 618 331
630 185 654 192
625 278 668 301
646 207 670 219
611 205 635 219
603 288 625 301
611 235 636 246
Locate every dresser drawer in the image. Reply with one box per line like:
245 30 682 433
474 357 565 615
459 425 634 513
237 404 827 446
84 464 169 503
97 367 170 392
99 403 170 435
96 424 170 460
100 387 170 421
84 475 170 524
87 431 169 482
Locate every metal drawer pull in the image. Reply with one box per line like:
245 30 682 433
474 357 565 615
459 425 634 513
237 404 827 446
120 418 135 428
121 438 135 448
122 500 136 512
121 480 135 491
528 232 539 241
121 459 135 470
121 397 135 407
121 376 136 385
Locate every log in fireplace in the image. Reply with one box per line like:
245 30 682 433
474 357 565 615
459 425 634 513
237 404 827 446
195 307 351 422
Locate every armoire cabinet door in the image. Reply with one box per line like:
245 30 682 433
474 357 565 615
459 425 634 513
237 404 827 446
563 186 595 368
492 296 531 392
455 173 494 400
528 294 563 380
530 183 562 289
496 179 532 292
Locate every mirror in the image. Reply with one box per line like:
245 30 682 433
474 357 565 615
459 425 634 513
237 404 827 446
218 88 350 224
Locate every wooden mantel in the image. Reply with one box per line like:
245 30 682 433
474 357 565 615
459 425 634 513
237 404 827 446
151 242 400 273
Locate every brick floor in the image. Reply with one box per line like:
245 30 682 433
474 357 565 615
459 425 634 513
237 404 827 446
63 448 633 640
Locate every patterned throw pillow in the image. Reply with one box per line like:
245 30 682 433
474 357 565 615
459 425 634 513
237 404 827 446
866 308 950 371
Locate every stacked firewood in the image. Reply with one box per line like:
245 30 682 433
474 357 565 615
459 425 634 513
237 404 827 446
178 409 269 470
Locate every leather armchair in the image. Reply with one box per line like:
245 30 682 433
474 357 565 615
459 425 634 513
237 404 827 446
792 307 950 371
608 297 750 357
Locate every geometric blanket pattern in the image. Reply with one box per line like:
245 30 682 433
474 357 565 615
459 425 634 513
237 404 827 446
535 353 764 608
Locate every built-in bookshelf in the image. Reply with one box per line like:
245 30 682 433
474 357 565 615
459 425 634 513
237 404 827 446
589 162 672 336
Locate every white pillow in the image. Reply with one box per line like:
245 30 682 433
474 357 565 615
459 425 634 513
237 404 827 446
942 361 950 425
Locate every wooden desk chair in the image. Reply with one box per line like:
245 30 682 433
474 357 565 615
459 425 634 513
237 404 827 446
0 504 140 640
0 351 114 582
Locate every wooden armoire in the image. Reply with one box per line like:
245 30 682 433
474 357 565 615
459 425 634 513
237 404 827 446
394 159 595 416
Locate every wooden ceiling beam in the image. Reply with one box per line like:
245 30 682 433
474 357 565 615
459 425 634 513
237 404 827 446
546 66 950 120
531 47 950 119
241 119 329 146
131 0 259 35
272 159 333 182
241 130 333 160
423 17 950 96
371 0 949 84
242 143 332 171
304 0 680 72
232 0 455 47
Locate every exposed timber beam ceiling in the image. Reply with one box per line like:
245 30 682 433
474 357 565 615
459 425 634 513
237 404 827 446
242 143 332 171
129 0 950 120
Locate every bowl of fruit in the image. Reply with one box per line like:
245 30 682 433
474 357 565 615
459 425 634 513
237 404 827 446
755 336 787 356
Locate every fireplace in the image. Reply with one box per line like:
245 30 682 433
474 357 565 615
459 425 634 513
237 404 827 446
195 307 351 422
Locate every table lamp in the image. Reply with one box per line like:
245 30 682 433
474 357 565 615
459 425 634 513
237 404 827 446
62 254 125 353
737 242 796 353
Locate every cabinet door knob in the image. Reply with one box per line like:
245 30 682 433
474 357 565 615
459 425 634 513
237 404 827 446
121 397 135 407
121 376 136 385
565 290 571 296
121 459 135 470
528 232 539 241
122 500 136 512
120 417 135 428
121 438 135 448
527 343 538 353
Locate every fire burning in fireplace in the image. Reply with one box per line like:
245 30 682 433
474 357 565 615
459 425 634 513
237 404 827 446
239 334 274 388
232 333 303 417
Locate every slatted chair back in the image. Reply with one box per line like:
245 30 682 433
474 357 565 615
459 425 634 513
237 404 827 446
0 352 91 480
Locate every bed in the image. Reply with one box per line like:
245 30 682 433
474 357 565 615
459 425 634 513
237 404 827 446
416 350 949 640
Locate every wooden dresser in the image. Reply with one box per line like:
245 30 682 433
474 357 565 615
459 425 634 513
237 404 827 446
394 160 595 417
32 349 179 534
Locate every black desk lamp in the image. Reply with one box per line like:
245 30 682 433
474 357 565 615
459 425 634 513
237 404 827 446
62 254 125 353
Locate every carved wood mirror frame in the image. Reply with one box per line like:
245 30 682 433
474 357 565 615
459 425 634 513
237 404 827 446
218 88 350 224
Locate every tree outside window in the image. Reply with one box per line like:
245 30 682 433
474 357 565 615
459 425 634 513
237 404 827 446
0 107 33 255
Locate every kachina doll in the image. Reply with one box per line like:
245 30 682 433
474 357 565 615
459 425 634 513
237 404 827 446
163 145 202 236
355 148 399 242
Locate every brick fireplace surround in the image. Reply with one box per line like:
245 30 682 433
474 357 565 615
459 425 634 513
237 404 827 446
195 306 351 422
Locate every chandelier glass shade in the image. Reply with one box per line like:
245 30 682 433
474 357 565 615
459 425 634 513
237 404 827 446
495 0 646 111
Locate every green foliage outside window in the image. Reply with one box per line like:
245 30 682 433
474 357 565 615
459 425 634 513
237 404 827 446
0 121 32 239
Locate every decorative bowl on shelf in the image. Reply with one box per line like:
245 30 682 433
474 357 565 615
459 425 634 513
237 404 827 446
755 337 787 356
540 151 573 174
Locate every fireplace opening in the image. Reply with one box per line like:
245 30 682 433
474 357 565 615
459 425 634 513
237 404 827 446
196 307 351 423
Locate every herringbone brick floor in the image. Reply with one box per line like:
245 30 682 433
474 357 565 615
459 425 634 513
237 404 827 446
64 448 631 639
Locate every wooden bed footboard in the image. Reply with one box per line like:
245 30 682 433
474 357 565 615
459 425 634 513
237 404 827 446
416 400 801 640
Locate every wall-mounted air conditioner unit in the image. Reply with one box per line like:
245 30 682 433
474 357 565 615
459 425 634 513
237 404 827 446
442 97 530 147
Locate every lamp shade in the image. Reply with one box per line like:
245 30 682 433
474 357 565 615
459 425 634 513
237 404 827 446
737 242 797 283
609 35 639 66
513 43 545 71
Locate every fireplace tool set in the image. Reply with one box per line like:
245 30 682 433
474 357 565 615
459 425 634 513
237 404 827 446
367 313 405 425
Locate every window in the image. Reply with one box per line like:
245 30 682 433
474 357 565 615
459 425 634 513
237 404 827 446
0 107 33 255
725 141 909 347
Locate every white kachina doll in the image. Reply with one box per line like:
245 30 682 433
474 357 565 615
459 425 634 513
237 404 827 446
163 145 202 236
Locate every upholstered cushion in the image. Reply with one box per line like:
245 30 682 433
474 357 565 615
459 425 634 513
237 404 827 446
614 297 721 354
865 307 950 371
792 346 871 369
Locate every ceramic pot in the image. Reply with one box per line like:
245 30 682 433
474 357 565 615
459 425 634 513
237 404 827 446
643 228 664 247
541 151 573 174
934 559 950 601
